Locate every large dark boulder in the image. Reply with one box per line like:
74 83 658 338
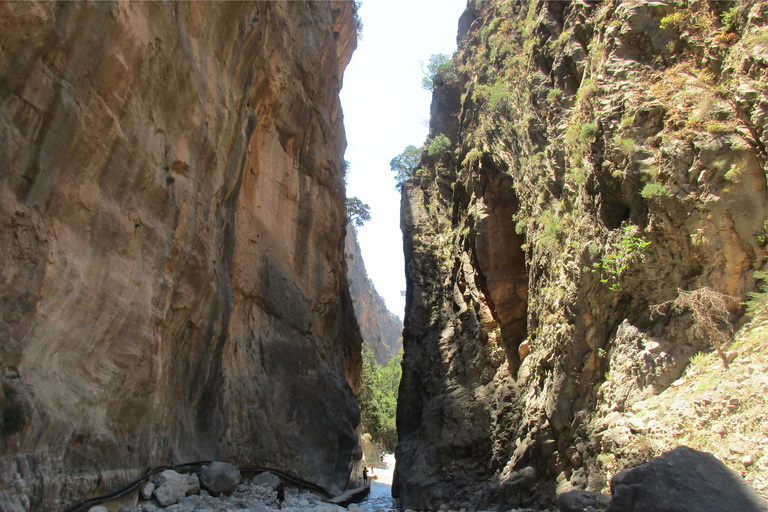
607 446 768 512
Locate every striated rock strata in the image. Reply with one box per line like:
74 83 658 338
395 0 768 510
345 225 403 366
0 1 362 510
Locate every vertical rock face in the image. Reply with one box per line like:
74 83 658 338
395 0 768 509
0 1 361 510
345 226 403 366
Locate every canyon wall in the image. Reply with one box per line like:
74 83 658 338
0 1 362 510
345 226 403 366
395 0 768 509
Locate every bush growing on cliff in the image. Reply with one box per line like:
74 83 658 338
390 145 422 189
427 134 451 156
641 182 671 202
421 53 457 92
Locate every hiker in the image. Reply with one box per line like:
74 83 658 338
363 466 368 484
277 480 286 509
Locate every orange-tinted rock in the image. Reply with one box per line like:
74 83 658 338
0 1 361 509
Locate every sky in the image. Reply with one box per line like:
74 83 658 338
340 0 468 320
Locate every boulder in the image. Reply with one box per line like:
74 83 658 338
556 489 611 511
176 495 202 512
185 474 200 495
153 470 189 507
199 461 241 496
140 481 155 500
607 446 768 512
252 471 281 489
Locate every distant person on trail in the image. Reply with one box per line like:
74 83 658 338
363 466 368 484
276 480 286 509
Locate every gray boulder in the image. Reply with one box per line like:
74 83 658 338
199 461 241 496
556 489 611 511
153 470 189 507
607 446 768 512
185 474 200 495
140 481 155 500
176 495 202 512
252 471 281 489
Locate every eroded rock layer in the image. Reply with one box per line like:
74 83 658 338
395 0 768 509
0 2 361 510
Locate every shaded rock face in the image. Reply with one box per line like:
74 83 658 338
0 1 361 510
345 226 403 366
395 0 768 510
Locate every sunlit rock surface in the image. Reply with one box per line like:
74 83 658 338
0 1 362 510
395 0 768 509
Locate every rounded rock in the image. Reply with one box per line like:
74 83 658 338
199 461 241 496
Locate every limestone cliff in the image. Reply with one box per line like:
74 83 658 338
345 226 403 366
395 0 768 509
0 1 361 510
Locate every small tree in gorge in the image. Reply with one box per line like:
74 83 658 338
346 197 371 227
390 145 421 189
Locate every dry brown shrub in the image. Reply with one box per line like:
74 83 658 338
651 287 737 368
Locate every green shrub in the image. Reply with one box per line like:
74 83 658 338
421 53 457 92
721 5 740 32
641 182 671 201
538 206 568 252
428 134 451 156
580 122 597 143
661 10 692 31
618 137 637 155
592 225 651 290
705 121 733 134
462 147 483 167
756 220 768 245
578 79 598 102
547 88 563 103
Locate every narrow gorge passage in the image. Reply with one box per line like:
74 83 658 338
1 1 768 512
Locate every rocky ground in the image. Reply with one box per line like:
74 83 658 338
591 316 768 499
90 466 352 512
